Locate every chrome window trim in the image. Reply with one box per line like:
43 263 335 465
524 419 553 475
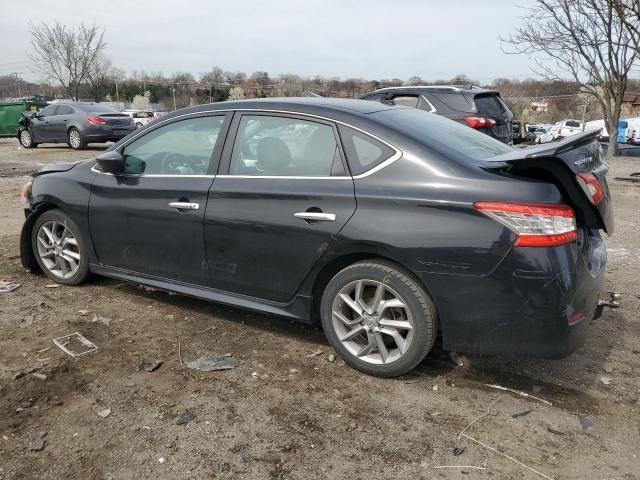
93 108 403 179
420 95 437 113
90 165 215 178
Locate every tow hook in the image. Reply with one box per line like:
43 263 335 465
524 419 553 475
594 292 620 319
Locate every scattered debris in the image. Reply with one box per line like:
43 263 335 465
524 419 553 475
434 465 486 471
461 432 554 480
448 351 467 367
158 457 166 464
600 376 612 385
484 384 552 406
52 332 98 357
432 384 439 391
195 325 216 334
176 410 195 425
579 416 593 431
31 373 47 381
31 431 47 451
453 447 465 456
546 426 565 436
78 310 89 316
305 349 323 358
604 365 614 374
91 315 111 326
327 354 336 363
0 281 21 293
288 368 299 374
458 395 502 440
178 341 183 367
138 360 163 372
14 367 38 380
45 284 61 288
97 408 111 418
511 409 534 418
185 356 239 372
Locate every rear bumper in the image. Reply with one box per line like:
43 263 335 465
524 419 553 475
82 124 135 142
423 230 606 358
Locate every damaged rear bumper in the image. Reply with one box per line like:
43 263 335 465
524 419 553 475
423 229 606 358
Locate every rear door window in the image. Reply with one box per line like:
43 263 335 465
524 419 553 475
338 125 395 176
56 105 75 115
229 115 341 177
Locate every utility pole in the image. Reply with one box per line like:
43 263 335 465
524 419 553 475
209 84 212 103
115 80 120 110
581 95 589 131
11 72 22 98
172 87 177 111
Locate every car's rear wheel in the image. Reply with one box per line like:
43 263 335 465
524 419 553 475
31 209 90 285
68 127 86 150
19 129 37 148
320 261 437 377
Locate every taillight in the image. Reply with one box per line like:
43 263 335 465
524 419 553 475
576 173 604 205
463 116 496 128
474 202 577 247
87 116 106 125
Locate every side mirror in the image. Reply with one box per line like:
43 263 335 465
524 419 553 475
96 150 125 174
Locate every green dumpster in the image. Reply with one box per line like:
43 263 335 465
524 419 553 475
0 101 48 138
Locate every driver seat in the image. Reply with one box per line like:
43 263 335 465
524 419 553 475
257 137 292 175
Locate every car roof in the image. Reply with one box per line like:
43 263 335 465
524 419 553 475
366 85 498 95
162 97 404 120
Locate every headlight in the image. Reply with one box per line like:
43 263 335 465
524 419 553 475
20 180 32 207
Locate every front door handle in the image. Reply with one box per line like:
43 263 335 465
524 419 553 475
294 212 336 222
169 201 200 210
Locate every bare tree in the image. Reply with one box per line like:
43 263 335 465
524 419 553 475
87 54 112 102
29 21 106 101
501 0 639 156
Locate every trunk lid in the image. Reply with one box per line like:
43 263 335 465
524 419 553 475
96 113 130 127
485 131 614 234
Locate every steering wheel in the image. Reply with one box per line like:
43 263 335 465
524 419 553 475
159 152 196 175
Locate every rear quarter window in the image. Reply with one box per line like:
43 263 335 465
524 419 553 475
565 120 582 128
338 125 395 176
429 92 474 112
473 95 508 117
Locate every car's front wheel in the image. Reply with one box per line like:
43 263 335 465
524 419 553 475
19 129 37 148
320 261 437 377
68 127 86 150
31 209 90 285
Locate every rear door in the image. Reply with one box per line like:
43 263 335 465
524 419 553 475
204 112 356 302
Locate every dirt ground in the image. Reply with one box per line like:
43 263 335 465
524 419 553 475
0 137 639 480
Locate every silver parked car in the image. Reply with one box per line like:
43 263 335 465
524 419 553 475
17 102 135 150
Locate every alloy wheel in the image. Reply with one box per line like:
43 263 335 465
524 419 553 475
35 220 81 279
331 279 414 365
20 130 32 147
69 129 81 149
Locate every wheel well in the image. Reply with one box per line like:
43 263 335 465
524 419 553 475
20 202 58 271
310 253 430 321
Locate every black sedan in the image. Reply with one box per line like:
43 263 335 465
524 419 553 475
19 98 613 377
18 102 135 150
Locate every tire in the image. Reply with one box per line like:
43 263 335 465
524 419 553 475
320 260 437 377
31 209 90 286
68 127 86 150
19 129 37 148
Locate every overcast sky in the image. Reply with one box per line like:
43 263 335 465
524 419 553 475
0 0 538 83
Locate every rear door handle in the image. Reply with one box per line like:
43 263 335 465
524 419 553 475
169 201 200 210
294 212 336 222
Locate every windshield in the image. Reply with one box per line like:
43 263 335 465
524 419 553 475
370 108 513 161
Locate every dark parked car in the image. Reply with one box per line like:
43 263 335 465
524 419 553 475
19 98 612 377
17 102 134 150
360 85 514 144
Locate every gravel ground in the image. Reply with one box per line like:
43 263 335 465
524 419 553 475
0 138 639 480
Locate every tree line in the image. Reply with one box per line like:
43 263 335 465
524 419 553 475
16 1 640 155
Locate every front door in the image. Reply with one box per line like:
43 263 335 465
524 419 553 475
204 113 356 303
89 113 230 285
31 104 58 141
